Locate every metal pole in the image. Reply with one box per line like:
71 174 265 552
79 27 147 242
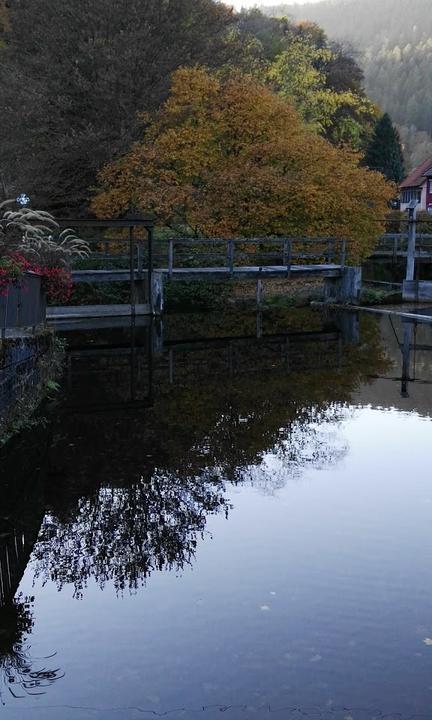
129 225 135 316
168 239 174 280
130 315 136 402
169 348 174 384
401 321 414 397
406 203 417 281
148 225 154 314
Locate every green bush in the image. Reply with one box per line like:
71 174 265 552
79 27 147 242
165 281 227 313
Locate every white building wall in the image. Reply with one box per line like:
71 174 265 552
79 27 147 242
400 182 427 212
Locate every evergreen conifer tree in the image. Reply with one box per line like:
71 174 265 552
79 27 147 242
365 113 405 182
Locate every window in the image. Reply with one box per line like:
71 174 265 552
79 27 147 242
429 180 432 193
401 187 422 204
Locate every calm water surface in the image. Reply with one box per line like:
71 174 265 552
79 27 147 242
1 308 432 719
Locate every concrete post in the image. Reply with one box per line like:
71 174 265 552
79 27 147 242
406 203 417 282
151 271 164 315
324 266 362 304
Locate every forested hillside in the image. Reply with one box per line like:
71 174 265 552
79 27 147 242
0 2 378 212
264 0 432 169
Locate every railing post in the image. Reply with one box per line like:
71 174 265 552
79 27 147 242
147 225 154 314
129 225 135 315
137 239 144 275
406 203 417 282
168 239 174 280
169 348 174 384
256 309 263 339
393 236 398 264
256 276 263 310
327 238 335 264
284 238 292 278
341 239 347 269
227 239 234 276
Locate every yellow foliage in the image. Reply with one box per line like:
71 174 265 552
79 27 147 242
92 67 395 263
0 0 9 33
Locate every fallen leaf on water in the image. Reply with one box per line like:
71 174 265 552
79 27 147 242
310 654 322 663
424 638 432 646
260 605 270 611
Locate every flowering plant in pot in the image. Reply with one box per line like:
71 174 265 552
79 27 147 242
0 199 89 303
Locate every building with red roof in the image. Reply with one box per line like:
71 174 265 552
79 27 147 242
400 155 432 212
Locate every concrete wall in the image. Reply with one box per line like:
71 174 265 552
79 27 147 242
402 280 432 302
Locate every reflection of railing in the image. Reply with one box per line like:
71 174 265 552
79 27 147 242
0 531 31 607
162 330 344 383
61 315 359 414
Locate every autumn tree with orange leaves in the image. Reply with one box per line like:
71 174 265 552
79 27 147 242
93 67 394 262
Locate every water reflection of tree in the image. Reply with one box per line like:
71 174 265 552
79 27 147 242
244 408 351 494
33 471 230 597
0 596 63 704
30 312 389 597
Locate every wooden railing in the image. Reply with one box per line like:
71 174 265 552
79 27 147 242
74 236 347 276
163 237 347 278
375 234 432 261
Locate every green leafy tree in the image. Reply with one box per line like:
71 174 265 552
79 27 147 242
267 37 377 148
364 113 405 182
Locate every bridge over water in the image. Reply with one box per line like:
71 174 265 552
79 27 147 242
50 219 361 319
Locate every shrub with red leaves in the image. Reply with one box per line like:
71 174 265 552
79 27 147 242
0 254 72 303
38 267 72 303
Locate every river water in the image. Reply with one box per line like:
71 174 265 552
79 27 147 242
1 308 432 719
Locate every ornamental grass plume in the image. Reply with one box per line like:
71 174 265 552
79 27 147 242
0 200 89 301
0 200 89 266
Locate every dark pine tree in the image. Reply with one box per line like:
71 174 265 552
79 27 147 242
364 113 405 182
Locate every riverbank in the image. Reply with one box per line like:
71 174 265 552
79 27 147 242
0 331 65 446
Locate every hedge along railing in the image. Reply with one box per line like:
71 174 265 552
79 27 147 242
0 272 46 338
